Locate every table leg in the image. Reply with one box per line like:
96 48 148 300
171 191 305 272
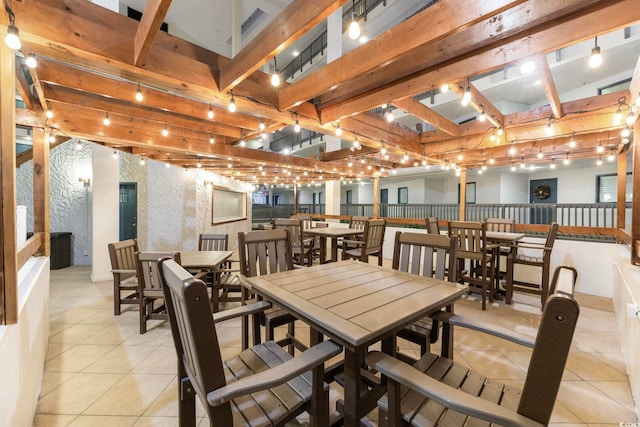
330 237 339 262
319 236 328 264
343 348 363 427
441 304 455 358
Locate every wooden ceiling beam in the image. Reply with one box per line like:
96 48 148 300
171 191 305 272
134 0 172 67
278 0 525 111
219 0 347 92
451 80 504 130
15 67 34 111
533 54 564 118
392 97 459 137
318 0 633 122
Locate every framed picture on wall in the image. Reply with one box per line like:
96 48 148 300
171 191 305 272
458 182 476 204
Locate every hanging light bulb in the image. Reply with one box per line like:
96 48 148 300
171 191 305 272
403 151 409 161
440 83 449 93
622 127 631 138
380 143 386 155
44 108 53 119
25 54 37 69
335 122 342 136
508 142 516 156
4 23 20 50
563 153 570 165
135 83 143 102
626 110 636 126
112 149 118 159
457 152 464 161
596 142 604 153
608 150 616 161
259 119 265 131
596 156 603 166
520 158 526 169
511 163 516 172
228 92 236 112
165 162 171 169
545 118 553 135
209 135 215 144
550 159 556 169
614 105 623 125
478 107 486 122
48 131 55 143
75 140 82 150
496 126 504 136
294 114 300 133
162 124 169 137
139 156 146 166
588 37 603 68
385 106 394 123
207 103 214 119
348 0 360 40
489 157 495 165
270 57 280 87
461 82 471 106
537 148 544 159
103 112 110 126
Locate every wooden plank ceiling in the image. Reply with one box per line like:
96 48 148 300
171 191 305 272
5 0 640 186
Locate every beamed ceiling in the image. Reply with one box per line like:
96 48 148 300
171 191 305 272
6 0 640 186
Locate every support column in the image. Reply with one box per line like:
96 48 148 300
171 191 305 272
373 176 380 218
323 8 343 222
32 128 50 257
293 184 298 214
1 43 18 323
631 123 640 264
459 170 467 221
231 0 243 57
617 146 628 240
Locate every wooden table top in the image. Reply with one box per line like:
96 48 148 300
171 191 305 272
302 227 364 238
486 231 525 243
244 260 467 350
180 250 233 269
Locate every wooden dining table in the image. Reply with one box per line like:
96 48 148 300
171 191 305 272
242 260 467 426
179 250 234 270
302 227 364 263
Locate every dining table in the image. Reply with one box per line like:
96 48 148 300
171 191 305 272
179 250 234 270
302 226 364 263
242 260 467 426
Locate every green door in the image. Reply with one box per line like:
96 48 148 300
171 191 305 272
119 183 137 240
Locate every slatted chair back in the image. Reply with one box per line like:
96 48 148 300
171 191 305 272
272 218 313 266
425 217 440 234
349 215 370 231
159 258 235 425
485 217 516 232
135 251 181 333
392 232 458 357
392 232 457 281
343 219 386 266
238 229 294 277
448 220 486 258
108 239 140 315
291 213 313 230
198 233 228 251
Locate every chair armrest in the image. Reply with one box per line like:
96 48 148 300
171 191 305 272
212 300 271 323
111 269 136 274
431 312 535 348
365 352 544 427
342 239 364 246
516 243 553 251
207 341 342 406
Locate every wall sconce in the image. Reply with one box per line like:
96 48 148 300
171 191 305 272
79 177 91 187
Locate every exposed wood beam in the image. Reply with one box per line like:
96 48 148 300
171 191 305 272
32 128 50 257
219 0 347 92
319 145 379 162
392 97 459 136
318 0 633 122
450 81 504 129
15 67 34 110
533 54 564 118
278 0 525 111
16 108 44 128
134 0 172 67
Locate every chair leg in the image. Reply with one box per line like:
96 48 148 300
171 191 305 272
114 283 121 315
505 257 514 305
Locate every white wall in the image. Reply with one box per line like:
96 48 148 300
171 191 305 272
499 173 529 203
0 258 50 427
529 162 618 203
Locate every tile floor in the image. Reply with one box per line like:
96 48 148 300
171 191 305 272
33 264 638 426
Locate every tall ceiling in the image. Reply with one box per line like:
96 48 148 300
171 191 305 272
7 0 640 186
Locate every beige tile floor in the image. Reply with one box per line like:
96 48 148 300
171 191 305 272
34 264 638 426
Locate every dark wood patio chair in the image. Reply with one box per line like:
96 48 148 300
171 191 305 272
448 221 497 310
135 251 180 334
108 239 140 315
506 222 559 308
485 217 517 281
237 229 303 354
366 269 579 427
425 217 440 234
197 233 241 313
158 257 341 427
342 218 386 266
272 218 314 266
392 231 458 360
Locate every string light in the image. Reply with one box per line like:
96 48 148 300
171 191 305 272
545 118 553 135
550 158 556 169
588 37 603 68
537 148 544 159
207 103 214 119
139 156 146 166
508 141 516 156
461 80 471 106
626 110 635 126
621 127 631 138
596 156 603 166
209 135 215 144
385 106 394 122
496 126 504 136
259 119 266 131
348 0 360 40
161 124 169 137
294 114 301 133
596 141 604 153
25 54 37 69
270 57 280 87
4 6 20 50
103 112 110 126
75 140 82 150
614 105 623 125
440 83 449 93
478 107 486 122
45 109 53 119
48 131 55 143
135 83 143 102
335 122 342 136
563 152 570 165
112 149 118 159
228 92 236 112
569 133 577 148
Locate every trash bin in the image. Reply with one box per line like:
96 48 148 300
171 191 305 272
50 232 72 269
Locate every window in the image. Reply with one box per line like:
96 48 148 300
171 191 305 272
597 173 632 203
346 190 352 204
211 186 247 224
458 182 476 204
398 187 408 204
598 78 630 95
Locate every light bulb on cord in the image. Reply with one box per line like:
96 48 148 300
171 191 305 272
461 84 471 106
626 110 636 125
162 124 169 137
385 107 394 122
440 83 449 93
103 112 110 126
335 122 342 136
45 109 53 119
259 120 265 131
25 54 37 69
294 115 300 133
270 57 280 87
5 24 20 50
621 127 631 138
208 103 214 119
112 149 118 159
589 37 603 68
135 83 143 102
478 108 486 122
614 106 623 125
228 92 236 112
209 135 215 144
569 134 577 148
348 13 360 40
48 132 55 143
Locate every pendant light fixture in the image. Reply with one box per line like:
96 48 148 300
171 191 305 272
259 119 266 131
228 91 236 112
461 79 471 106
348 0 360 40
103 112 110 126
4 6 20 50
335 122 342 136
135 83 143 102
294 113 300 133
478 107 486 122
270 57 280 87
207 102 214 119
25 54 37 69
161 124 169 137
385 105 394 122
588 37 603 68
